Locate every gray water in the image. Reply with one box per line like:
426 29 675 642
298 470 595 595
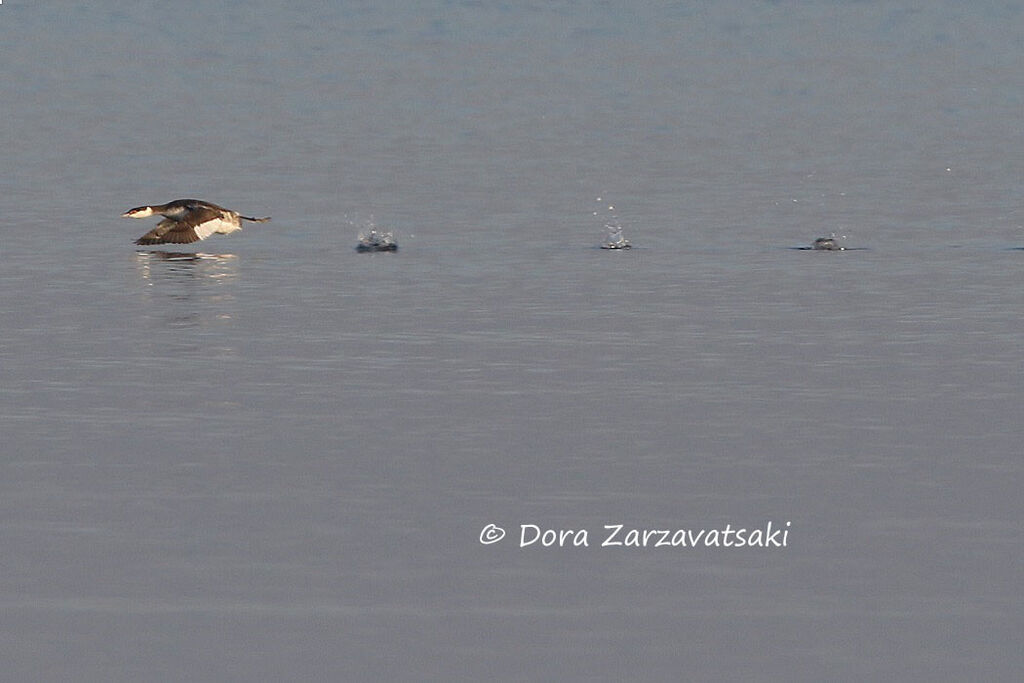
2 1 1022 681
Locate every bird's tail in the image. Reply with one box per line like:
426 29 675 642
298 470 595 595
241 215 271 223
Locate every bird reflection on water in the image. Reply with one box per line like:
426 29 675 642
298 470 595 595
134 250 239 288
133 251 240 350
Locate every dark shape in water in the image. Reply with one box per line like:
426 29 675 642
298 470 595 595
812 236 844 251
356 229 398 252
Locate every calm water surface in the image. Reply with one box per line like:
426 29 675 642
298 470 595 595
1 1 1022 681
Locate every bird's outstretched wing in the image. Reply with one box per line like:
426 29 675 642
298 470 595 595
134 212 220 245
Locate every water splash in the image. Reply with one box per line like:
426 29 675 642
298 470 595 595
812 232 847 251
356 228 398 252
351 215 398 252
595 197 631 249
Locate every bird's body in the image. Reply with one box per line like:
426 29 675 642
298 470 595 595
123 199 270 245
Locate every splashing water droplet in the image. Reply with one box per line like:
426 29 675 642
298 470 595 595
595 197 632 249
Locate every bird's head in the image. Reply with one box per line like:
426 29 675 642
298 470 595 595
122 206 156 219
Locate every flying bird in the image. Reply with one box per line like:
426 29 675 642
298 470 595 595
123 199 270 245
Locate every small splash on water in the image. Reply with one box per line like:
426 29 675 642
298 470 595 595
791 232 850 251
351 215 398 252
356 229 398 252
595 197 632 249
812 233 847 251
